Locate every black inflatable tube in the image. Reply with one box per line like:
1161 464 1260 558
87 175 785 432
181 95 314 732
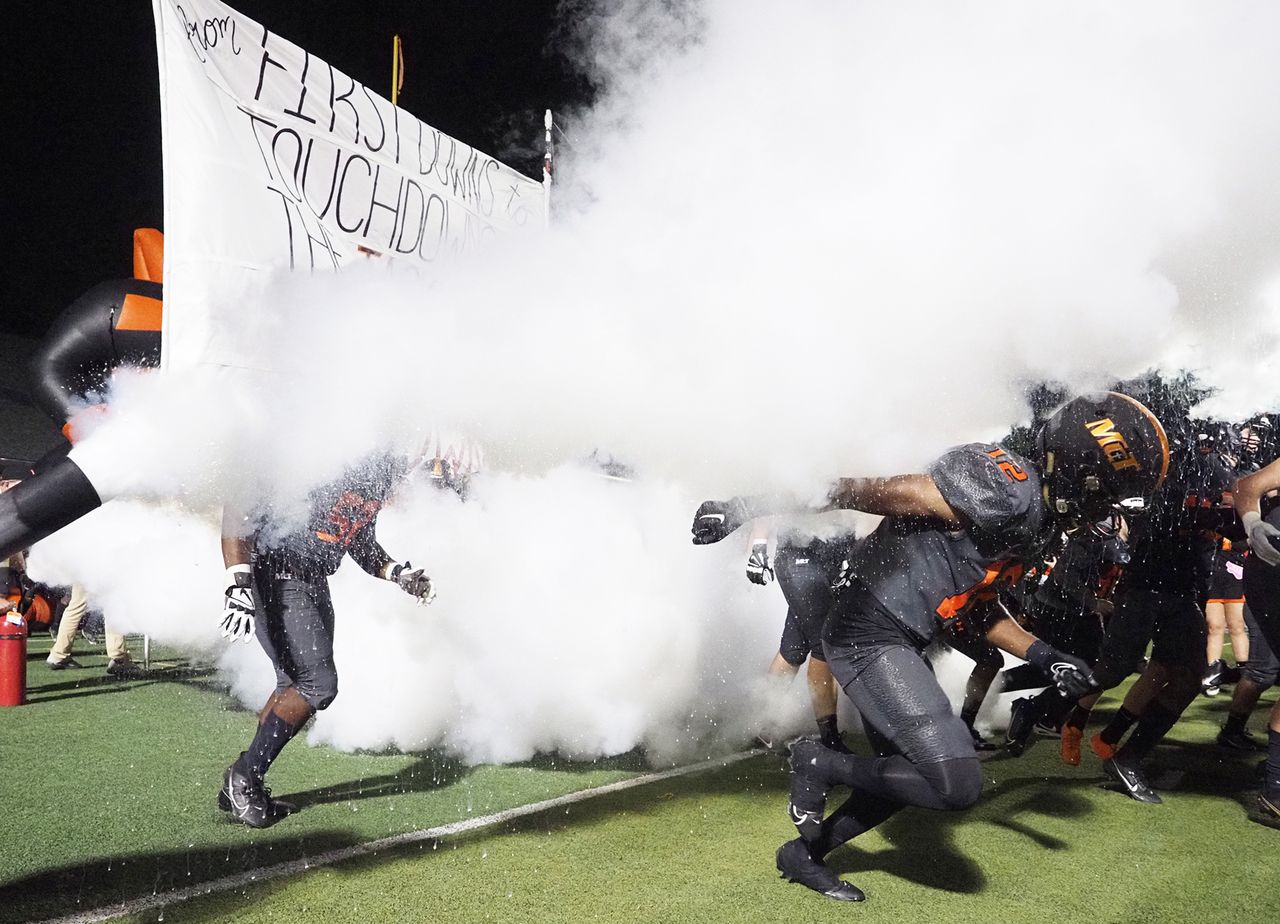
28 278 162 425
0 456 102 561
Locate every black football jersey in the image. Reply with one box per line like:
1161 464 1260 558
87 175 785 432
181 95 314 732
256 456 400 576
832 443 1050 644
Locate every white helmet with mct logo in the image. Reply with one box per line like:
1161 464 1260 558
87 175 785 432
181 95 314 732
1036 392 1170 524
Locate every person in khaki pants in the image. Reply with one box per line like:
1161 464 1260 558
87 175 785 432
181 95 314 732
47 583 142 677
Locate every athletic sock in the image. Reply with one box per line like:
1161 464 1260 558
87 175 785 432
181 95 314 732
1266 730 1280 800
1223 711 1250 737
1065 705 1091 731
238 711 305 782
1115 703 1181 765
1031 686 1073 727
817 715 842 750
1099 705 1138 747
812 791 899 858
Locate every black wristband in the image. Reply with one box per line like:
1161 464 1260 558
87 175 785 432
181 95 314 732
1026 639 1055 673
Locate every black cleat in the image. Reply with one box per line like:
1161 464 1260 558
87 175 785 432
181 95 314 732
967 724 998 752
46 656 82 671
787 737 831 843
776 839 865 902
218 762 294 828
1005 697 1040 756
1217 727 1268 752
1103 757 1162 804
1249 792 1280 831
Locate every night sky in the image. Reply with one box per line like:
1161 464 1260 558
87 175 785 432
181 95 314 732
3 0 588 340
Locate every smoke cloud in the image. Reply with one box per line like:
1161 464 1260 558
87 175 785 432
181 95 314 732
26 0 1280 762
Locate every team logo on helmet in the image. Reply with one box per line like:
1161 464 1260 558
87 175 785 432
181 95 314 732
1036 391 1169 526
1085 417 1140 473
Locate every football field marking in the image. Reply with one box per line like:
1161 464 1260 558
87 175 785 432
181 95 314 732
38 748 766 924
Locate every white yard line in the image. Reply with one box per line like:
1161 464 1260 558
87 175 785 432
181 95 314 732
38 748 766 924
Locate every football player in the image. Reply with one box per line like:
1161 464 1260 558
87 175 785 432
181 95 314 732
1233 452 1280 829
691 392 1168 900
216 451 436 828
1078 435 1234 803
745 521 853 752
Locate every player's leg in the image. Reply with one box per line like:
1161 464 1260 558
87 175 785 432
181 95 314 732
1219 605 1277 751
1224 599 1250 667
1105 593 1205 804
1203 599 1228 695
776 543 844 747
1089 587 1160 759
1243 563 1280 829
222 576 337 827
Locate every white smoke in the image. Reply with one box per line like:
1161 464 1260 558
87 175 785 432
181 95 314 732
26 0 1280 760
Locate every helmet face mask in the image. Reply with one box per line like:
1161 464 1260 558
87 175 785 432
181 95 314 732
1037 392 1170 528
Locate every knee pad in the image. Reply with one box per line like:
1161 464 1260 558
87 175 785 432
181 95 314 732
779 646 807 668
921 757 984 811
297 669 338 711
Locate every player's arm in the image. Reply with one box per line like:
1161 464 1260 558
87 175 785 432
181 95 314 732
693 474 960 545
1234 458 1280 566
219 505 255 642
221 505 253 568
825 474 963 524
982 604 1098 699
348 519 436 603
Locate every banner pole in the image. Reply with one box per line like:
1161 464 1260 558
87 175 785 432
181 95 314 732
543 109 554 229
391 34 402 106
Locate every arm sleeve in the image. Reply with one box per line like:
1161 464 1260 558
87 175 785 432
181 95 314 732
346 520 392 577
927 445 1033 531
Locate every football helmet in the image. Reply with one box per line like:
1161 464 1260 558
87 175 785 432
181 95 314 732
1036 392 1169 525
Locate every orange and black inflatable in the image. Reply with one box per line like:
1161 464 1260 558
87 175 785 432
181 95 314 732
0 230 164 561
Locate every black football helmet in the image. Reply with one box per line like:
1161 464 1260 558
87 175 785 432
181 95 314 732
1036 392 1170 525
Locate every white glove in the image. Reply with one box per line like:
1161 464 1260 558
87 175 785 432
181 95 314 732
219 564 256 642
746 540 774 585
1243 512 1280 567
385 561 436 605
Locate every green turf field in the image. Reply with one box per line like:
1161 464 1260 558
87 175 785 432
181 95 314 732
2 635 1277 923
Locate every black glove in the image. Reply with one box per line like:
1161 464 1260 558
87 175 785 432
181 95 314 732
1026 639 1100 700
691 498 751 545
219 564 256 642
387 561 436 604
745 540 774 585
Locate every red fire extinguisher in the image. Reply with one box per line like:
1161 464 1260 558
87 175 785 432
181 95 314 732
0 608 27 707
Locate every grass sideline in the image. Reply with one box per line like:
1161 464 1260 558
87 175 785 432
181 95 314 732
3 635 1278 923
0 636 649 923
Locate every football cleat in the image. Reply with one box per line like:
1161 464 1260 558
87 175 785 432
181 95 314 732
1090 733 1117 761
1060 725 1083 766
1217 727 1268 752
967 724 998 752
218 762 295 828
1249 792 1280 831
1103 757 1162 804
776 839 865 902
1005 697 1040 756
787 737 832 843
